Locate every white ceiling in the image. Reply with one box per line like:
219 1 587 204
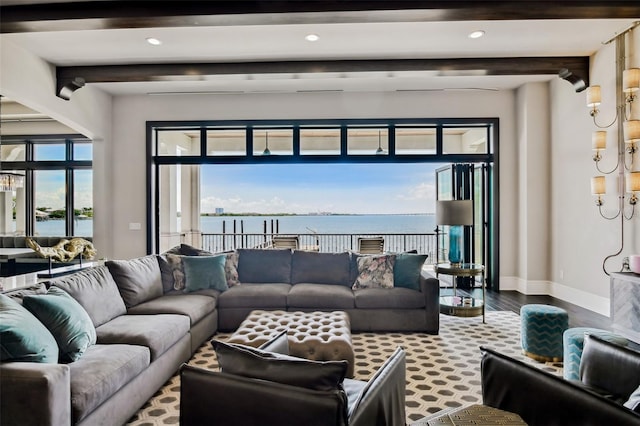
2 18 636 95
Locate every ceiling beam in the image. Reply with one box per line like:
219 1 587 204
56 56 589 98
3 1 640 33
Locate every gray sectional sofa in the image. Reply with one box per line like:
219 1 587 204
0 246 439 426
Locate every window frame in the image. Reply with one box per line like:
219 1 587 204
0 134 92 236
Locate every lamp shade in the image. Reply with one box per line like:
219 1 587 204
624 120 640 143
591 176 606 195
436 200 473 226
592 131 606 150
623 68 640 93
586 86 601 107
627 171 640 192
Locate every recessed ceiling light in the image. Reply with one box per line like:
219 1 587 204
468 30 485 39
146 37 162 46
305 34 320 42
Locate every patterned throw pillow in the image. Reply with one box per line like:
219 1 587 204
224 251 240 287
352 254 396 289
159 254 187 291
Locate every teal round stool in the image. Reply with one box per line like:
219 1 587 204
562 327 628 381
520 304 569 362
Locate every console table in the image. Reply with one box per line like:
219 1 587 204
436 263 485 323
610 272 640 343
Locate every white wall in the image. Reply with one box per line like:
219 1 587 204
546 29 640 316
515 82 551 285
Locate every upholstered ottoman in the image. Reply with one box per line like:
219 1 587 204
520 304 569 362
227 310 355 377
563 327 629 380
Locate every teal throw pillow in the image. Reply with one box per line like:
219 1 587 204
23 287 97 363
393 253 428 290
0 294 58 363
182 254 229 293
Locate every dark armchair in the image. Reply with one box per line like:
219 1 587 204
180 333 406 426
480 335 640 426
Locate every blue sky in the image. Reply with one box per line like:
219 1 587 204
200 163 442 215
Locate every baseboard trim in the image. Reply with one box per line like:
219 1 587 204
499 276 610 317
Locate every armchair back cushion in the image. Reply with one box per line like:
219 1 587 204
180 364 349 426
481 345 640 426
212 339 347 391
579 334 640 402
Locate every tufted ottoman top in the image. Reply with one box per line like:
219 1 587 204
228 310 355 377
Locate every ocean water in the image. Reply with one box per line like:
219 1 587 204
27 214 436 236
200 214 436 235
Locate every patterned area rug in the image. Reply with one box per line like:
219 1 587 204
126 311 562 425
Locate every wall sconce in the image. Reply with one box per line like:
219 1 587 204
587 22 640 275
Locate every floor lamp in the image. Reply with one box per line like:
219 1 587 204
436 200 474 265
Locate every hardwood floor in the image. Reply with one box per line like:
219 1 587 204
441 286 613 331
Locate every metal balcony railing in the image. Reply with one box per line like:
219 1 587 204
192 232 438 263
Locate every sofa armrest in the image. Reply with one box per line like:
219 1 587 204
480 346 640 426
348 347 406 426
420 274 440 331
180 364 348 426
0 362 71 426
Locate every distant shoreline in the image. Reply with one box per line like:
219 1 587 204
201 213 434 217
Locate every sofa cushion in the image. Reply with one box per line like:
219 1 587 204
106 255 164 308
179 243 213 256
291 251 351 286
0 294 59 363
182 254 228 292
212 339 348 391
69 343 150 423
95 314 189 361
1 283 48 304
51 266 127 328
126 293 217 326
354 287 426 309
217 283 292 309
287 284 355 309
393 253 427 291
23 287 97 363
352 254 396 289
238 249 292 284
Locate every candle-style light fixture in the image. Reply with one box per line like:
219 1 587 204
588 27 639 220
586 22 640 275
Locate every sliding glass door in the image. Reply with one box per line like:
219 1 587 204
436 163 494 289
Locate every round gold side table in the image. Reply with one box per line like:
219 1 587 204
435 262 485 322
